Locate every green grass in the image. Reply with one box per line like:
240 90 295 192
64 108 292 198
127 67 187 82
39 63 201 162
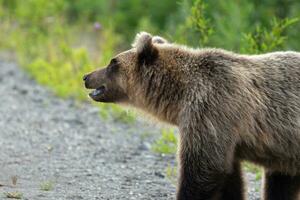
165 165 177 185
40 181 54 191
4 192 23 199
152 128 177 154
243 162 263 181
0 3 135 124
241 17 299 54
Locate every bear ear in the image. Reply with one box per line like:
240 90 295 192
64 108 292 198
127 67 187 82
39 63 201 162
132 32 158 65
152 36 168 44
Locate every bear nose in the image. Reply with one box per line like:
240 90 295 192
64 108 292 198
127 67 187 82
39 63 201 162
83 74 89 81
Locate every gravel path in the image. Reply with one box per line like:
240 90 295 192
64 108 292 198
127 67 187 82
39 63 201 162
0 61 260 199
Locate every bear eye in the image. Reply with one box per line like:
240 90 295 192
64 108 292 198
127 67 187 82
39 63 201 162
106 58 119 76
109 58 118 66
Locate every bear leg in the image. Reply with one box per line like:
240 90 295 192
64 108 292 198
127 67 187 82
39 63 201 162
176 138 236 200
220 161 245 200
264 171 300 200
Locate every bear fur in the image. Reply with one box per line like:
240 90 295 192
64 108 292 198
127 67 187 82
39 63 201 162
84 32 300 200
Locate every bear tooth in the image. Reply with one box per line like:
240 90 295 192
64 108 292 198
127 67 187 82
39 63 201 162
92 89 102 96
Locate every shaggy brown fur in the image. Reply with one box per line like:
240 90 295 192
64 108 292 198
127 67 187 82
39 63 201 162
84 32 300 200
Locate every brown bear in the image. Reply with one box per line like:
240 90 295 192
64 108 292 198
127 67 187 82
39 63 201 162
83 32 300 200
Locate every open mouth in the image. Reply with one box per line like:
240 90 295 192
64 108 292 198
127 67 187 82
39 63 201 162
89 85 106 99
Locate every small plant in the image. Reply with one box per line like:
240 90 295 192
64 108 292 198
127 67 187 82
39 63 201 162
174 0 213 47
152 128 177 154
4 191 23 199
241 17 299 54
165 165 177 186
110 105 136 124
243 162 263 181
187 0 213 46
140 131 152 140
40 181 54 191
97 104 135 124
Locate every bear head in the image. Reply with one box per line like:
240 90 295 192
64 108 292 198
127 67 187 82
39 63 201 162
83 32 182 124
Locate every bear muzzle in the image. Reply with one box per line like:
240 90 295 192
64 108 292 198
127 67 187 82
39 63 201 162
83 71 108 101
89 85 106 100
83 68 128 103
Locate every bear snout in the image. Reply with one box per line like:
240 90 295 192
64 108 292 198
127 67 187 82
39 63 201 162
83 69 107 89
83 73 95 89
83 74 89 81
83 73 91 89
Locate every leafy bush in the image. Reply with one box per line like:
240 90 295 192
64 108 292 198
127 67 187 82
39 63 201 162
241 17 299 54
0 1 137 123
187 0 213 46
170 0 213 47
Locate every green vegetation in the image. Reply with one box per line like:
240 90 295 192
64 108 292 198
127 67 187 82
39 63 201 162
4 191 23 199
241 18 299 54
243 162 263 181
152 128 177 154
40 181 54 191
95 103 135 124
178 0 213 46
0 0 131 123
166 165 178 185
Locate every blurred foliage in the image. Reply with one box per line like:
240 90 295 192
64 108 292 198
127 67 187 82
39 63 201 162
171 0 213 46
40 181 54 191
243 162 263 181
0 0 299 124
166 165 178 185
188 0 213 46
241 18 299 54
152 128 177 154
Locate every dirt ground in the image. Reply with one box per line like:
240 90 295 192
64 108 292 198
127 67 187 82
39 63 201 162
0 61 260 199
